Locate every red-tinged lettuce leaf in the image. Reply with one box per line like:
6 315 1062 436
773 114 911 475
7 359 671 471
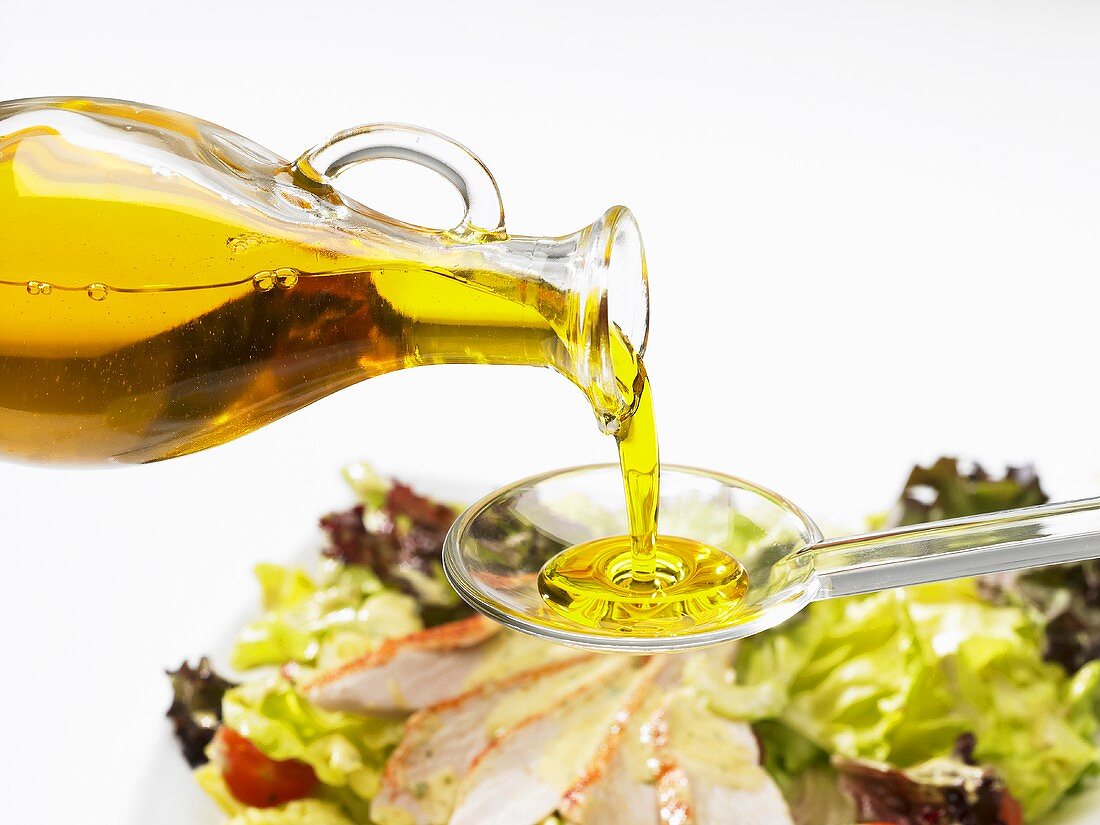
167 657 237 767
836 736 1024 825
319 470 572 624
886 457 1047 528
911 457 1100 674
386 481 457 534
461 498 570 574
321 482 458 577
320 481 472 627
984 560 1100 674
318 505 380 570
1039 563 1100 672
891 459 1100 673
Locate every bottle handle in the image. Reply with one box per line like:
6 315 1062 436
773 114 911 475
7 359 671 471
293 123 507 240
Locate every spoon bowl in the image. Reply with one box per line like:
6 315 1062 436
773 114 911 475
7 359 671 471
443 464 824 652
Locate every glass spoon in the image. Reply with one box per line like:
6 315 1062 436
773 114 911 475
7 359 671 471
443 464 1100 653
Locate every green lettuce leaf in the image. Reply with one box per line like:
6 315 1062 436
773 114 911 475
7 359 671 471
225 799 356 825
696 579 1100 819
220 676 405 820
231 561 422 673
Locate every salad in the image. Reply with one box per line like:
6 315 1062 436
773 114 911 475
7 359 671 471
168 459 1100 824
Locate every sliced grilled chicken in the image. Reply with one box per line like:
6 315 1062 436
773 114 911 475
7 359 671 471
305 616 575 713
562 723 657 825
448 659 644 825
303 615 498 713
371 654 605 825
331 624 790 825
644 691 793 825
556 656 683 825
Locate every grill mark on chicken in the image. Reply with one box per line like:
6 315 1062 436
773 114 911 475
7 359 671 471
304 616 500 713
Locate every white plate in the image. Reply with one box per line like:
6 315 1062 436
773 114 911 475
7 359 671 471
143 474 1100 825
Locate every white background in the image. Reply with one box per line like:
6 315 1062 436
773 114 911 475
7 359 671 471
3 0 1100 821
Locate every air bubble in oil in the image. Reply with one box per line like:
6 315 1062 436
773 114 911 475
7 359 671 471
274 268 299 289
252 271 276 292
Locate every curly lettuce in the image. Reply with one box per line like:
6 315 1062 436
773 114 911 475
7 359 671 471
695 579 1100 819
231 562 421 673
225 802 355 825
194 763 355 825
689 457 1100 821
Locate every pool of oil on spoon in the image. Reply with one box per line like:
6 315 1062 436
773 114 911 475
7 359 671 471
536 328 751 635
536 535 750 634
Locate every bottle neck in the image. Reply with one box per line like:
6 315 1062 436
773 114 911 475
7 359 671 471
396 207 648 433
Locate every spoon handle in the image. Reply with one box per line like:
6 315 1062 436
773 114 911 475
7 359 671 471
808 495 1100 600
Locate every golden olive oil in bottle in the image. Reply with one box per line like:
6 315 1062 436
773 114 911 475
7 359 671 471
0 97 747 636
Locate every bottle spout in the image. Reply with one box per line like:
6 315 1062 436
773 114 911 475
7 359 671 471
568 205 650 432
583 206 649 358
458 204 649 429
